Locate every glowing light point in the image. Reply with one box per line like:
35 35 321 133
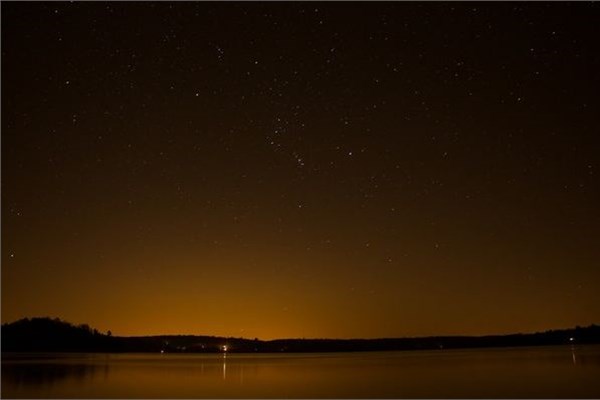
222 345 228 352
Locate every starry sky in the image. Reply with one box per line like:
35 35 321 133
2 2 599 339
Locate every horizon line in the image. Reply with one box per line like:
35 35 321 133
4 316 598 342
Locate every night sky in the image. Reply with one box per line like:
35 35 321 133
2 2 599 339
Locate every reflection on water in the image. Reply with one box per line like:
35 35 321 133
3 361 99 387
2 346 600 398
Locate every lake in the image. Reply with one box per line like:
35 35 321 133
2 345 600 398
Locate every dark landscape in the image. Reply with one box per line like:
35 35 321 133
3 317 599 354
3 1 600 398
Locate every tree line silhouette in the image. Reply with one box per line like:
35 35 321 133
2 317 599 353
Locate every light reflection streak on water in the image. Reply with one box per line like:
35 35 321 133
3 347 600 398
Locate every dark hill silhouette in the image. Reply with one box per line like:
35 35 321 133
2 317 599 353
1 318 115 352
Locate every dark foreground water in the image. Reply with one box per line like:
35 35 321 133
2 345 600 398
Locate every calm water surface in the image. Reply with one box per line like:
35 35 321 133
2 346 600 398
